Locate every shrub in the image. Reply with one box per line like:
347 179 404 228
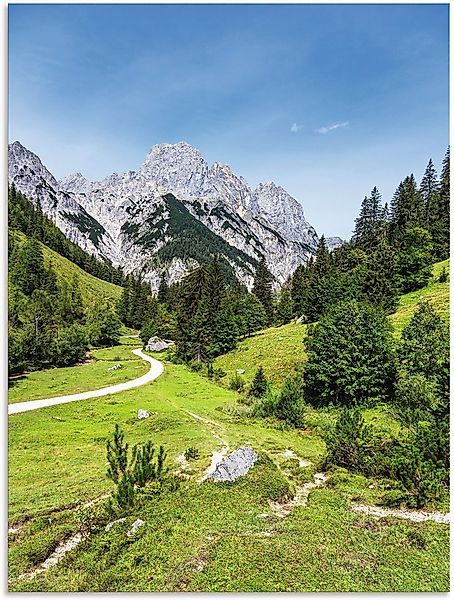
323 408 378 474
251 388 279 418
229 372 245 392
437 266 449 283
274 370 305 427
184 446 200 460
106 424 168 511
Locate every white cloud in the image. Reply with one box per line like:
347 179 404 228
290 122 302 133
317 121 349 134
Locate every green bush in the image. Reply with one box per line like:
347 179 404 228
106 424 168 511
184 446 200 460
274 370 305 427
229 372 245 392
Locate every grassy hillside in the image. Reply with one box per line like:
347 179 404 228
8 360 449 592
215 260 449 386
389 259 449 334
10 230 122 306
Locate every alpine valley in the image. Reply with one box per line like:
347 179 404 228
8 141 321 291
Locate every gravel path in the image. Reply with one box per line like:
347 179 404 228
8 349 163 415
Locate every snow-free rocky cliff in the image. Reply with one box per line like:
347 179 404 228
8 141 319 291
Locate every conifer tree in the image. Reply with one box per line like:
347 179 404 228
157 272 169 303
305 236 338 322
304 300 396 407
362 236 399 313
252 258 273 322
389 175 424 246
419 158 439 229
249 366 268 398
11 237 49 297
275 288 294 325
430 147 450 260
397 226 433 293
236 293 267 337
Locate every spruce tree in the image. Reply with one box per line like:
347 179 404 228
11 237 48 297
305 236 338 322
430 147 450 260
397 226 433 293
304 300 396 407
157 272 169 303
419 158 440 229
389 175 424 246
362 236 399 313
252 258 273 322
249 366 268 398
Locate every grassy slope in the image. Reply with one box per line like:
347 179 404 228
215 260 450 385
8 361 449 591
8 339 148 404
10 230 122 305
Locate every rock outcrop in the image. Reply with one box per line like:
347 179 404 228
209 447 258 482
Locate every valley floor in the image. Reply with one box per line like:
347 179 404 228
8 342 450 592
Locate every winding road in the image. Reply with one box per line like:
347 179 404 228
8 349 164 415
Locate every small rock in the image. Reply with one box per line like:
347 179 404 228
257 513 271 519
105 517 126 532
108 364 122 371
127 519 145 537
236 369 246 374
138 409 149 419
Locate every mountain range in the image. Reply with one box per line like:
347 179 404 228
8 140 342 291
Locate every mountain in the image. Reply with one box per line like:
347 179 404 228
8 140 319 291
326 236 345 251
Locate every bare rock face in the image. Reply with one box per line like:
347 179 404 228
326 236 345 251
209 447 258 482
8 140 325 291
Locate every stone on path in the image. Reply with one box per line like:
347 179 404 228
209 447 258 482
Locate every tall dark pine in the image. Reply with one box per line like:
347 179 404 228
305 236 338 322
353 187 387 251
389 175 424 246
157 272 169 303
252 258 273 322
430 148 450 260
363 237 399 314
419 158 440 229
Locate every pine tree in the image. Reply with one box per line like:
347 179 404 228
419 158 439 229
11 237 48 297
352 187 387 251
237 293 267 337
389 175 424 246
252 258 273 322
397 226 433 293
275 288 293 325
304 300 396 407
430 147 450 260
362 236 399 313
305 236 338 322
249 366 268 398
157 272 169 303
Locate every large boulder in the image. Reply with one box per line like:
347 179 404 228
145 336 174 352
209 447 258 482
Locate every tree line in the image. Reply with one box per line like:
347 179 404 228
9 234 122 374
8 184 127 286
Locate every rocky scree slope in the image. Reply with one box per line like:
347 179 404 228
9 141 319 291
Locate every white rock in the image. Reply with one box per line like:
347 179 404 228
127 519 145 536
138 409 149 419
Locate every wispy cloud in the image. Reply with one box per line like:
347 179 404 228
317 121 349 134
290 122 302 133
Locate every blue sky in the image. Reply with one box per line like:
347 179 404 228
9 4 449 239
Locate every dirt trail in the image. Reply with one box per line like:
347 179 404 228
179 409 230 481
269 473 327 518
9 349 163 415
19 532 85 581
352 503 450 524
